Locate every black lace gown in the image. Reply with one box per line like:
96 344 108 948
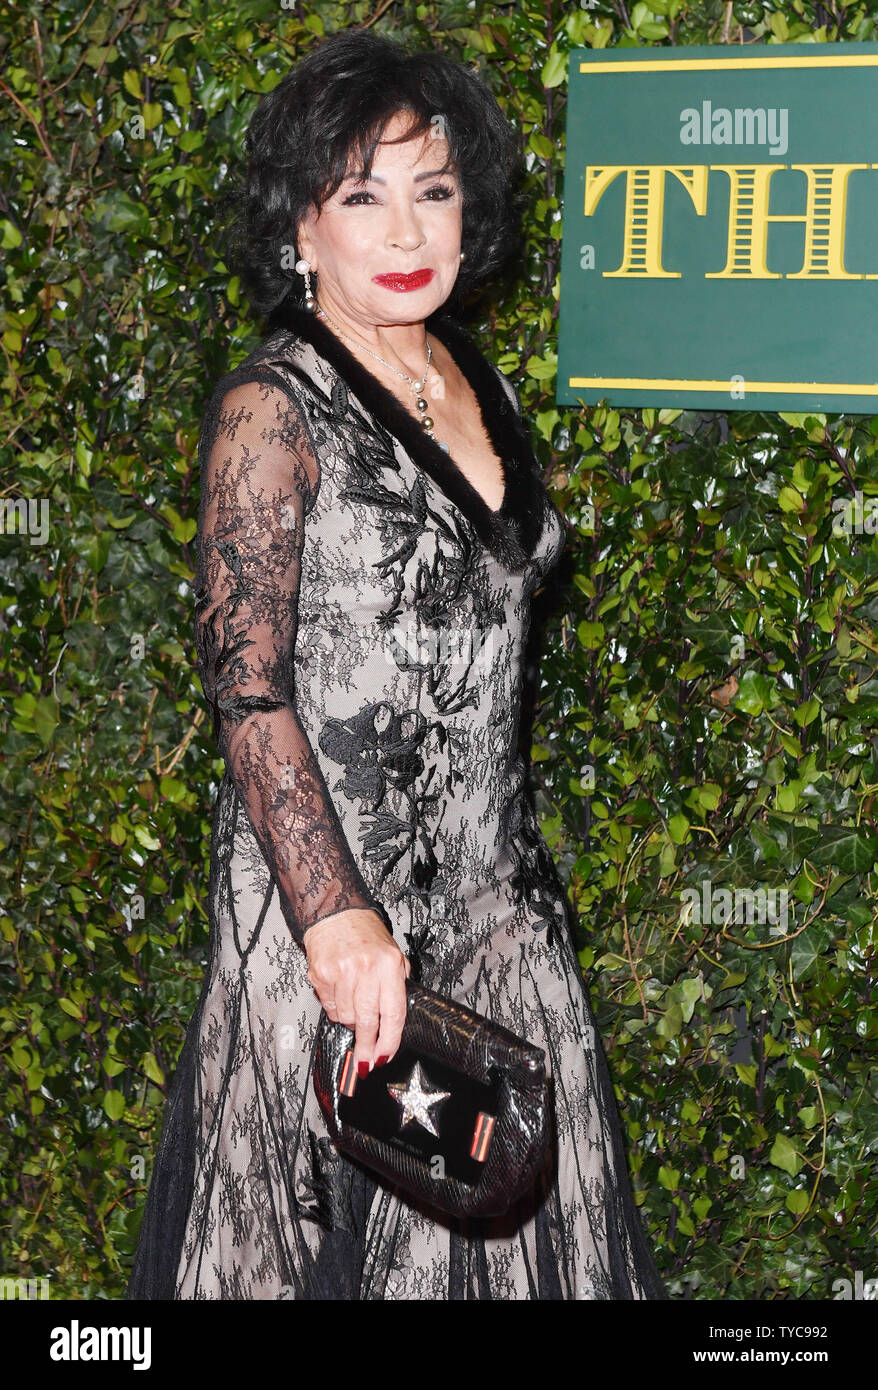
126 300 665 1300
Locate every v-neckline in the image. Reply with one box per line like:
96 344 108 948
307 315 509 518
266 298 548 573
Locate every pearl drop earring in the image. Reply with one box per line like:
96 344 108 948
295 258 317 312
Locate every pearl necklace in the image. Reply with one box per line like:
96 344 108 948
315 303 450 453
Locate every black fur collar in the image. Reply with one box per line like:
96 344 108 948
266 298 546 573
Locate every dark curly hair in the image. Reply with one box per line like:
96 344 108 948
222 29 527 320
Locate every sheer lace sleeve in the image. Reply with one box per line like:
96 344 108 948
193 368 389 950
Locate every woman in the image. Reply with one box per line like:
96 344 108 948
127 28 665 1301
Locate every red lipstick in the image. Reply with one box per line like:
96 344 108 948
372 269 435 292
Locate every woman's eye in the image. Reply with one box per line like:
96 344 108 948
341 184 456 207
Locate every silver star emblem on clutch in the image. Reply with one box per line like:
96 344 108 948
386 1061 451 1137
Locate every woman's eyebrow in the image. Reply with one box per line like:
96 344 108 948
342 167 456 185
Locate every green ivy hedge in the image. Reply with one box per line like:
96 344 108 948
1 0 876 1300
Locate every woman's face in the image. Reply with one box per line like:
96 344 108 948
295 110 463 327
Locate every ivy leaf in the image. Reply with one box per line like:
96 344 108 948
811 826 878 875
141 1052 165 1087
790 923 833 981
680 611 736 654
778 485 805 513
668 813 690 845
103 1090 126 1121
541 47 567 89
769 1134 803 1176
94 193 149 235
734 670 779 716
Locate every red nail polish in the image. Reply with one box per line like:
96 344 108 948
376 1055 389 1067
357 1061 369 1078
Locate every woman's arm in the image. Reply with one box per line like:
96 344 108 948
193 367 388 951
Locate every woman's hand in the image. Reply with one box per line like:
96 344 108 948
303 907 411 1075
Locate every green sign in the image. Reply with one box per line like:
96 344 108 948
556 43 878 412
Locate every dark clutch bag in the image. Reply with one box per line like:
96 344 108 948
312 978 551 1219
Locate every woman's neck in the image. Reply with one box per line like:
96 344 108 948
314 293 432 381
